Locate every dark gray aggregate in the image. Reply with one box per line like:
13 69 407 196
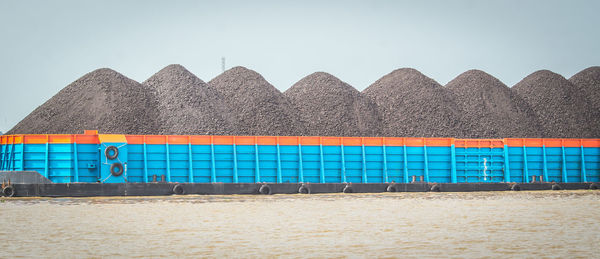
7 68 159 134
568 66 600 137
446 69 543 138
7 66 599 138
285 72 382 136
208 66 304 136
143 64 236 135
513 70 594 138
363 68 464 137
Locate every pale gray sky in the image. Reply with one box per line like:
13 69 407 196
1 0 599 132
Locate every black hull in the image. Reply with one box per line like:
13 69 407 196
4 182 598 197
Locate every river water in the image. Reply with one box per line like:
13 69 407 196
1 191 599 258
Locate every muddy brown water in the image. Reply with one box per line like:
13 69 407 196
1 191 599 258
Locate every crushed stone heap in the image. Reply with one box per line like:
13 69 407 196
143 64 236 135
568 66 600 137
446 69 542 138
285 72 382 137
208 66 303 136
8 68 159 134
513 70 593 138
363 68 463 137
7 66 599 138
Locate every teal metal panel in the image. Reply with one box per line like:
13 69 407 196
424 146 452 183
364 146 383 183
18 142 24 171
298 143 304 182
403 145 409 183
235 145 254 183
361 145 367 183
165 143 171 182
44 142 49 179
565 147 584 183
322 145 342 183
343 146 363 183
455 147 505 183
47 143 79 183
382 144 389 182
143 142 149 182
188 142 194 183
280 145 299 183
581 147 590 181
451 144 457 183
99 143 127 183
340 144 347 183
583 147 600 182
542 145 548 182
8 140 14 170
2 143 6 170
423 145 430 182
525 146 544 182
0 143 3 170
126 143 145 183
73 144 98 183
212 143 218 183
1 142 6 170
73 142 79 182
169 144 194 183
233 143 239 183
256 145 277 183
545 147 564 182
302 145 321 183
8 141 600 185
319 144 325 183
561 146 568 183
276 144 282 183
406 146 424 181
522 146 529 183
382 146 402 183
503 145 511 182
507 147 525 183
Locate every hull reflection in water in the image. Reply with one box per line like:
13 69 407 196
1 191 599 258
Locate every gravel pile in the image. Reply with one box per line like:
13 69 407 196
285 72 382 136
363 68 463 137
513 70 593 138
7 68 159 134
7 66 599 138
446 70 542 138
569 66 600 136
143 64 236 135
208 66 303 136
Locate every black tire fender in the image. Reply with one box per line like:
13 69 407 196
110 163 124 177
259 184 272 195
298 184 310 194
590 183 599 190
343 184 353 193
386 184 397 192
552 184 562 191
105 145 119 160
173 184 184 195
2 186 15 197
511 184 521 191
430 184 441 192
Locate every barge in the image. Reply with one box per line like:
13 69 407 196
1 131 598 197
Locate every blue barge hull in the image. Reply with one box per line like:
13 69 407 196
1 133 599 196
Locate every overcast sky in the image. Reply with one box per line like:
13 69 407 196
1 0 599 132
